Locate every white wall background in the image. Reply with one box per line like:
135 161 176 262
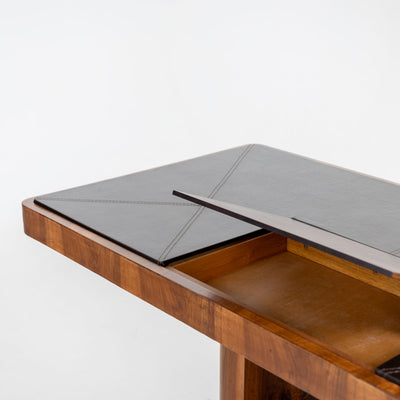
1 1 400 399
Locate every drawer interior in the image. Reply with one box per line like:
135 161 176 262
172 233 400 369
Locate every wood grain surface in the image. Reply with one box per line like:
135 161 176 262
207 252 400 368
173 233 286 281
23 198 400 400
221 346 316 400
288 239 400 297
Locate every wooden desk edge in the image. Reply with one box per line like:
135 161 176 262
22 198 400 400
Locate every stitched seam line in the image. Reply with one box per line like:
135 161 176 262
157 144 253 261
38 198 197 207
157 144 254 262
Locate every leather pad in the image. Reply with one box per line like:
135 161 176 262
35 144 400 265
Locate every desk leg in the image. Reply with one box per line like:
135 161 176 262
220 346 316 400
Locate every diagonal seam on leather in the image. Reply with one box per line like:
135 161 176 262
157 144 255 262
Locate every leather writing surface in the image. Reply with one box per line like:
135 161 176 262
35 144 400 265
35 145 261 264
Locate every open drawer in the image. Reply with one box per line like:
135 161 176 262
171 232 400 374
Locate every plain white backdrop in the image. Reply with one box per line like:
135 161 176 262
1 1 400 399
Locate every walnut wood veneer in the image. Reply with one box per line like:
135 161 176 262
23 198 400 400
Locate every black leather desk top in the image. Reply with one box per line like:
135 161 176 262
35 144 400 266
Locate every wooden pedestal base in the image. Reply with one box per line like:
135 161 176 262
220 346 316 400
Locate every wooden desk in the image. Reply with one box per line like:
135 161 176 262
23 145 400 399
23 198 400 400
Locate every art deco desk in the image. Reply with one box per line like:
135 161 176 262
23 145 400 399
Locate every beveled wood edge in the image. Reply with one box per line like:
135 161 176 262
22 197 400 400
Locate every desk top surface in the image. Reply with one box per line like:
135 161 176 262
35 144 400 267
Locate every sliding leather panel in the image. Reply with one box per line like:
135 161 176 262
35 144 400 265
173 191 400 276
